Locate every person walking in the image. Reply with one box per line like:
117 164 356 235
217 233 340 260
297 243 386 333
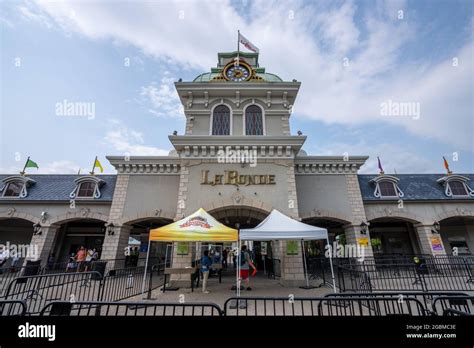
200 250 213 294
238 245 256 290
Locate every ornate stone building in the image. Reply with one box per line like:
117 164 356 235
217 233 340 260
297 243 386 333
1 50 473 285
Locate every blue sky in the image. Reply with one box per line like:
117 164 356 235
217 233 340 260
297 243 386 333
0 0 472 174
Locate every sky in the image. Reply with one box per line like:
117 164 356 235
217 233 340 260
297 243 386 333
0 0 473 175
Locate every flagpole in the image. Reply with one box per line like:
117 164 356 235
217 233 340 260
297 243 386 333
237 29 240 64
21 156 30 176
91 156 97 175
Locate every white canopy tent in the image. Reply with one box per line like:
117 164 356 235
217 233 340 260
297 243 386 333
240 209 336 292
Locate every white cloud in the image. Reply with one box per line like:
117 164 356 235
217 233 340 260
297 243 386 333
314 141 436 174
25 0 473 151
103 122 169 156
140 77 184 118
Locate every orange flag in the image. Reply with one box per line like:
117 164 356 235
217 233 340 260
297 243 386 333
443 156 451 174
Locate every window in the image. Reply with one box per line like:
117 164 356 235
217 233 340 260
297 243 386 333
448 180 468 196
77 182 96 198
245 105 263 135
379 181 397 197
3 181 23 197
212 105 230 135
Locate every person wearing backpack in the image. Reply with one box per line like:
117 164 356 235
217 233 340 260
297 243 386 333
238 245 256 290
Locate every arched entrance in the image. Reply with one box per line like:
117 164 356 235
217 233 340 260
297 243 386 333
368 217 422 256
439 216 474 255
52 219 107 264
301 217 349 257
208 206 270 272
124 217 174 266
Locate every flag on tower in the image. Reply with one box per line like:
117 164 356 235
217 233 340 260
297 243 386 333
238 32 259 53
443 156 452 174
90 156 104 175
377 156 384 174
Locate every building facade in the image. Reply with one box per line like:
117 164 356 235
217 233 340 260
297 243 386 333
1 50 473 285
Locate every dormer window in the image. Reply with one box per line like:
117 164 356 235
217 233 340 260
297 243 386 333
369 175 404 199
437 175 474 198
378 181 397 197
0 176 36 198
70 176 105 199
3 181 24 197
448 181 468 196
77 182 96 198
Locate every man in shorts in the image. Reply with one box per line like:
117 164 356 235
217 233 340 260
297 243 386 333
239 245 256 290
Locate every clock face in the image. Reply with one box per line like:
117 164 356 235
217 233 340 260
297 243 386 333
225 65 251 82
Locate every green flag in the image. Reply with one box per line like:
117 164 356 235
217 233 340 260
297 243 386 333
25 159 39 169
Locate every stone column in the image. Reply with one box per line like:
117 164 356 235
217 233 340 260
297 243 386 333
102 174 130 265
170 242 194 287
344 174 374 257
343 224 373 259
27 225 60 265
279 163 306 286
414 224 447 256
101 225 133 267
280 241 306 287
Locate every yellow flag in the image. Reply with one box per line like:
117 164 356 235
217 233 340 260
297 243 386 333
94 158 104 173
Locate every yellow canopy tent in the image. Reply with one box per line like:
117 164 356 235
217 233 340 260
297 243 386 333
141 208 237 294
149 208 238 242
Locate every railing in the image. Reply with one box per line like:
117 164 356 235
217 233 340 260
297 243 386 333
0 300 27 316
223 296 427 316
324 291 470 315
336 260 474 292
40 301 223 316
432 296 474 316
4 271 104 315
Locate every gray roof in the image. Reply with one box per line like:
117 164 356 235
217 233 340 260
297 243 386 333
0 175 116 201
358 174 474 201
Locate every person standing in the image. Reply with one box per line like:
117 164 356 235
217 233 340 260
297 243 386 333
200 250 213 294
238 245 256 290
75 246 87 272
222 248 228 269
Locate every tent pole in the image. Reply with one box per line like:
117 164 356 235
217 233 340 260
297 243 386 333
141 239 152 296
237 237 241 298
301 239 309 288
327 237 337 293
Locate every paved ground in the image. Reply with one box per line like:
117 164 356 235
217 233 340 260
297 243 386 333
129 270 333 308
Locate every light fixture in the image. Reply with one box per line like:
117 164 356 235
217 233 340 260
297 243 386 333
33 222 42 236
106 222 115 236
360 221 369 235
172 130 178 135
40 211 48 223
297 130 303 136
432 221 440 234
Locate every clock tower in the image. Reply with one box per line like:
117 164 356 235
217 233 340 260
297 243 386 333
169 50 309 286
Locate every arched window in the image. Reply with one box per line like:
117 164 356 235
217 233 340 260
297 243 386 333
212 105 230 135
447 180 468 196
245 105 263 135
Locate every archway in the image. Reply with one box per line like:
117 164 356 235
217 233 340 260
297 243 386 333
124 217 174 267
301 217 350 257
208 205 270 273
51 218 108 265
438 216 474 255
368 217 422 256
